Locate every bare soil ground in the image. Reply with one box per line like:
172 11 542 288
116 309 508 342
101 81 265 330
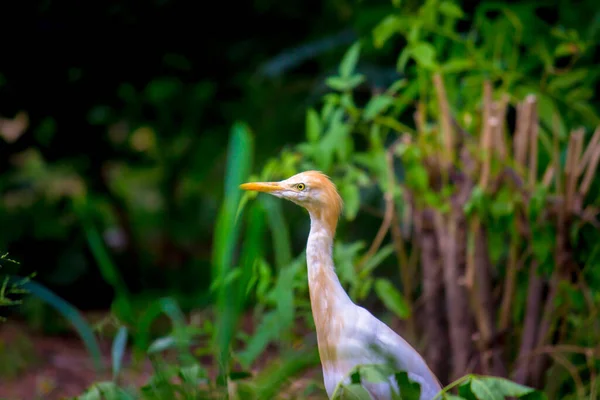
0 317 326 400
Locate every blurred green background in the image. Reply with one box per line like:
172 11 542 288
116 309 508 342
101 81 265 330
1 0 600 399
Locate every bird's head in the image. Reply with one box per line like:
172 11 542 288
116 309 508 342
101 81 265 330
240 170 343 234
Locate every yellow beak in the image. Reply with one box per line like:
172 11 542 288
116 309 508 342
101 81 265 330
239 181 284 193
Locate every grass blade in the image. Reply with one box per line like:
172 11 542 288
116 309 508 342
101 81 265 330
111 326 128 381
9 276 105 372
212 121 254 376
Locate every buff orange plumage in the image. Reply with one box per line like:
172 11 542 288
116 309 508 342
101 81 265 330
241 171 442 399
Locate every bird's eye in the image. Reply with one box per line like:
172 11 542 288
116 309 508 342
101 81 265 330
296 183 306 191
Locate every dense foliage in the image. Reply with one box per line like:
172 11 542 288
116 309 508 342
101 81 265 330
1 0 599 398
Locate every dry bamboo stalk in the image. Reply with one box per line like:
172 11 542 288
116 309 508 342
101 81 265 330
541 165 555 188
433 73 455 169
579 129 600 197
553 114 563 194
527 99 539 186
434 211 471 379
514 97 535 166
415 210 449 383
578 126 600 175
565 129 584 213
513 264 544 385
481 81 492 150
480 119 496 189
494 94 510 160
499 234 519 331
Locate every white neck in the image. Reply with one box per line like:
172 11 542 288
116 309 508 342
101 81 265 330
306 214 348 299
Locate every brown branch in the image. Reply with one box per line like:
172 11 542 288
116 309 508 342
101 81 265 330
434 211 472 379
433 73 455 169
513 264 544 385
414 209 449 384
356 193 393 271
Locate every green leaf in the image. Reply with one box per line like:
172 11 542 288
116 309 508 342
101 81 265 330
373 16 405 48
178 364 206 385
411 43 437 69
341 183 361 220
374 278 411 319
442 59 474 74
147 336 176 354
395 371 421 400
363 95 395 120
469 376 541 400
339 42 362 78
306 108 322 143
358 364 395 384
212 121 254 373
111 326 128 381
406 164 429 191
326 75 366 91
334 384 372 400
360 244 394 276
439 1 465 19
11 278 105 372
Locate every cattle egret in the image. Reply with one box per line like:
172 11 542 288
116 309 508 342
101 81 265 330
240 170 442 399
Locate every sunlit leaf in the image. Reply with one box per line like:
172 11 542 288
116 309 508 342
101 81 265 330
363 95 395 120
111 326 128 381
439 1 465 19
339 42 362 78
374 278 411 319
341 183 361 220
373 16 406 48
326 75 366 91
411 43 437 69
306 108 322 143
333 383 372 399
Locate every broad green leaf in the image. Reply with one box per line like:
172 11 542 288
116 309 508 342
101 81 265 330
406 164 429 191
306 108 322 142
326 75 366 91
335 241 365 288
341 183 360 220
358 364 395 384
373 16 406 48
111 326 128 381
374 278 411 319
469 376 541 400
334 384 372 400
395 371 421 400
339 42 362 78
442 59 474 74
439 1 465 19
547 69 588 92
364 95 395 120
411 43 437 69
261 196 292 267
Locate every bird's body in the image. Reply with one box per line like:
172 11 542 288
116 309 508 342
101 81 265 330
241 171 442 400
